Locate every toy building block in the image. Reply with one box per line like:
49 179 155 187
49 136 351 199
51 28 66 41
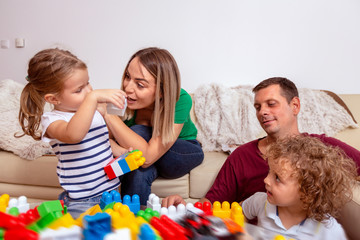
212 201 231 219
137 208 160 222
48 213 78 229
0 211 25 229
230 202 244 227
150 215 187 240
75 204 102 227
18 208 40 225
6 196 30 213
104 228 131 240
138 223 157 240
147 193 161 212
27 200 64 232
105 204 139 239
104 150 145 180
0 194 10 212
123 194 140 214
39 225 82 240
3 227 38 240
83 213 111 240
194 201 212 215
100 190 122 209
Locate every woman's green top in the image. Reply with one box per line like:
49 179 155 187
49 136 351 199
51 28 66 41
124 88 197 140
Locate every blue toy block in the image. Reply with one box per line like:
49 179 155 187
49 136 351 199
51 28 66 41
122 194 140 214
139 223 157 240
100 190 121 209
83 213 111 240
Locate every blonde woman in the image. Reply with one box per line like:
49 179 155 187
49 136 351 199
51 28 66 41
105 47 204 205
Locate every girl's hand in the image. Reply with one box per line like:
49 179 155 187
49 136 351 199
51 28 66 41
88 89 127 110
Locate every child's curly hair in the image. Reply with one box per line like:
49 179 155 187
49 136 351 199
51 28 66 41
267 135 358 223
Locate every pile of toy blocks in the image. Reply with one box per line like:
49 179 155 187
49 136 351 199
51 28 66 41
0 192 247 240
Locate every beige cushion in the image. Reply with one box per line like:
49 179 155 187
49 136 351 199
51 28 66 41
0 151 60 187
189 151 228 199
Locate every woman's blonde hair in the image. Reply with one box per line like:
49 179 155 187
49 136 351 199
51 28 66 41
267 135 358 222
122 47 181 145
17 48 87 140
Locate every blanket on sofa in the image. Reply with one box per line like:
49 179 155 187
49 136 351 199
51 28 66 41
194 83 359 152
0 79 53 160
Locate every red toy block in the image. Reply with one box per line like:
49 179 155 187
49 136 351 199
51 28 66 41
150 215 187 240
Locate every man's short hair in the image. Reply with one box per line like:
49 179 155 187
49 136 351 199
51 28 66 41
252 77 299 103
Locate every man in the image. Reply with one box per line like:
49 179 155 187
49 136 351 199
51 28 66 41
162 77 360 206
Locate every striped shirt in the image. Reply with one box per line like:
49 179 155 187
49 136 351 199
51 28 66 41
41 110 120 200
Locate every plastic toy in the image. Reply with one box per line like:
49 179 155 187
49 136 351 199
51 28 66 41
83 213 111 240
0 194 10 212
100 190 121 209
6 196 30 213
75 204 102 227
104 150 145 180
137 208 160 222
230 202 244 227
146 193 161 212
212 201 231 219
138 223 157 240
104 228 131 240
123 194 140 214
39 225 82 240
150 215 188 240
27 200 64 232
194 201 212 215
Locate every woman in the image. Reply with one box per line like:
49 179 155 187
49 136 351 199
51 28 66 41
105 47 204 205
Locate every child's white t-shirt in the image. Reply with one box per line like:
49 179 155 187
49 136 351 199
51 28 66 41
41 110 120 200
242 192 347 240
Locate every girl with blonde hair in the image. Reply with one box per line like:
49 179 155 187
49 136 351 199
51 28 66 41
18 48 127 217
105 47 204 205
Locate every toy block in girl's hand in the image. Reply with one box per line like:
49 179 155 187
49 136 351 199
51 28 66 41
104 150 146 180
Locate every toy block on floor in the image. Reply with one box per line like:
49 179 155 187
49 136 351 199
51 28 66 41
83 213 111 240
147 193 161 212
100 190 121 209
230 202 244 227
150 215 187 240
39 225 82 240
104 150 146 180
6 196 29 213
194 201 212 215
212 201 231 219
122 194 140 214
137 208 160 222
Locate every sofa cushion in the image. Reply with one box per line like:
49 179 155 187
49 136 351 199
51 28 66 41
189 151 228 199
0 150 60 187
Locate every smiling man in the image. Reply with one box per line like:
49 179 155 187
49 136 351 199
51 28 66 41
162 77 360 206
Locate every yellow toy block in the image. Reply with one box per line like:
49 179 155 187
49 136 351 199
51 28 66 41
75 204 102 227
106 204 139 240
213 201 231 219
125 151 146 171
0 194 10 212
230 202 244 227
48 213 79 229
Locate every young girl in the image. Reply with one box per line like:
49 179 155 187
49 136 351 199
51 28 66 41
242 135 357 240
105 47 204 205
18 48 127 217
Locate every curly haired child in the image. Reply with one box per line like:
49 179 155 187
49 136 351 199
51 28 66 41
18 48 128 217
242 135 358 240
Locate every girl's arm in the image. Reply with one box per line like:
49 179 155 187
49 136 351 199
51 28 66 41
104 114 183 168
46 89 126 143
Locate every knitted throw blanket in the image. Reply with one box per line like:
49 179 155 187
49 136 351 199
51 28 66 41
193 83 358 152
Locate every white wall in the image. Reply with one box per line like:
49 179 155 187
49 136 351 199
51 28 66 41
1 0 360 93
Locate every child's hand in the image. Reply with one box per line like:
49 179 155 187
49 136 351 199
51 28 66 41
88 89 127 110
110 139 133 158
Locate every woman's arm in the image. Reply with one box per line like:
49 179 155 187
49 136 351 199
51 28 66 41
104 114 183 167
